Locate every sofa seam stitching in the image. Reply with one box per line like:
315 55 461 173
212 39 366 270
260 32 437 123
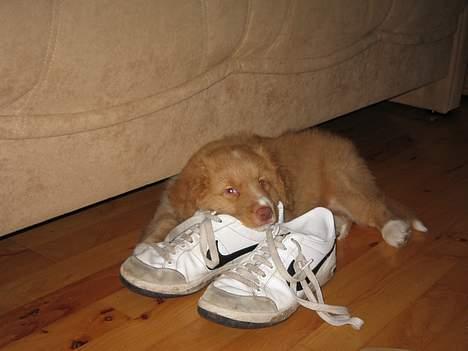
14 0 62 116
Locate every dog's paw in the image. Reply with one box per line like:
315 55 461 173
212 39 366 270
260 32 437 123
334 215 352 240
382 219 411 247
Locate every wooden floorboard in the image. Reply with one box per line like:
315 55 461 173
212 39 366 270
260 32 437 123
1 98 467 351
365 261 468 350
0 239 53 284
0 265 122 348
0 232 139 314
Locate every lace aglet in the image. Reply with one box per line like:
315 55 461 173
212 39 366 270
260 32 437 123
350 317 364 330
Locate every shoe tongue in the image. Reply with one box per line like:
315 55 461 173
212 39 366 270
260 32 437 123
211 214 236 229
210 214 264 241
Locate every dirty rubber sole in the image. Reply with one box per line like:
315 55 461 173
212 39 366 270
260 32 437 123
119 274 190 299
119 250 254 299
197 306 286 329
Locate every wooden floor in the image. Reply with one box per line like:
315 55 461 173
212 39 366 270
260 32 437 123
1 99 467 351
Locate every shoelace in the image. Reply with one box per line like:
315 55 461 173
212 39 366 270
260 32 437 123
223 224 364 330
151 211 222 269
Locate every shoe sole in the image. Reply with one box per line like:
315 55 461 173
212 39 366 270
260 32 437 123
198 248 336 328
120 263 220 298
119 274 190 298
120 254 250 298
197 306 290 329
197 295 298 328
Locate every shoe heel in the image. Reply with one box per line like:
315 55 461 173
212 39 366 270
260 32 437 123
315 247 337 286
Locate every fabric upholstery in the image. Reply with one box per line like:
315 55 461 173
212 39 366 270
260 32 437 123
0 0 466 236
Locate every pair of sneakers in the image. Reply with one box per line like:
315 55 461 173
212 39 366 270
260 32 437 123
120 204 363 329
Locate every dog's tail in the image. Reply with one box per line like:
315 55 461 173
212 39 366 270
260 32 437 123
411 218 428 232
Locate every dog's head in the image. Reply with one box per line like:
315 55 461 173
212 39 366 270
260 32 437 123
170 138 290 229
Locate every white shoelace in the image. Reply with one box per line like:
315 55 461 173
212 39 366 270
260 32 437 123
223 224 364 330
151 211 221 269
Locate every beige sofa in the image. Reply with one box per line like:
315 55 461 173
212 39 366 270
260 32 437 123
1 0 467 237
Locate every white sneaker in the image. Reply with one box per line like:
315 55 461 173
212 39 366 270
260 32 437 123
198 207 364 329
120 208 281 297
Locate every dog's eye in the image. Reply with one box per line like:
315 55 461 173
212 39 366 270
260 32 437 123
259 178 268 188
224 187 240 197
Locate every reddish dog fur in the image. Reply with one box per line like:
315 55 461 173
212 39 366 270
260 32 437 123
142 129 426 247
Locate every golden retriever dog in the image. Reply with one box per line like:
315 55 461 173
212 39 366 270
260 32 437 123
142 129 427 247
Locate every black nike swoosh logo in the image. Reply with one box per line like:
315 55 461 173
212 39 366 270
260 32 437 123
207 241 258 270
287 241 336 291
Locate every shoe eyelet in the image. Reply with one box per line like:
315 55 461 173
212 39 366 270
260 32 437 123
167 261 173 265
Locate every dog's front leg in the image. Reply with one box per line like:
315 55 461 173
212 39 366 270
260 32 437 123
140 189 179 243
333 214 352 240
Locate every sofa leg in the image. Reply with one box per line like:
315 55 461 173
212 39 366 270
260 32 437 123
392 6 468 114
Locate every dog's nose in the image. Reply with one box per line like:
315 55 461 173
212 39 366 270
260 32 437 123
255 206 273 222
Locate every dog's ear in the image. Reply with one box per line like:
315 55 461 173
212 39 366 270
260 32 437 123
168 158 209 220
253 144 294 211
274 165 294 210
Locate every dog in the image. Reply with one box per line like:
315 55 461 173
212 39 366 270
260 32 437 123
142 129 427 247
